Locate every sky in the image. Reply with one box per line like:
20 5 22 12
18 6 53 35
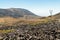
0 0 60 16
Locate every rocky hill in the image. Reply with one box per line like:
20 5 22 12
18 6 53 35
0 19 60 40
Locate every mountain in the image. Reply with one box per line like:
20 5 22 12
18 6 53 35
0 8 39 18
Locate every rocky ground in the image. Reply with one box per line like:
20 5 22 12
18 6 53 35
0 20 60 40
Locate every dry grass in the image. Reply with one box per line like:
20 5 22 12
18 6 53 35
0 17 55 26
0 29 14 34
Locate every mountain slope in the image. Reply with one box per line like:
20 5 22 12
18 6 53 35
53 12 60 19
0 8 37 18
47 12 60 19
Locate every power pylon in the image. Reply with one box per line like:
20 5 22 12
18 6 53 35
49 10 53 19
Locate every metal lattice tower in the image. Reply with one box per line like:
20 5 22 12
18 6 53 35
49 10 53 17
49 10 53 20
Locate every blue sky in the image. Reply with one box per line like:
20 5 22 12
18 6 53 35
0 0 60 16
